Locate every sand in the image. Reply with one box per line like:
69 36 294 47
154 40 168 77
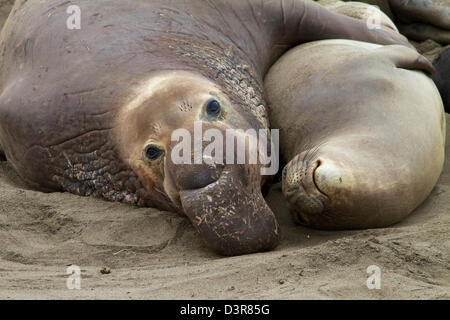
0 113 448 300
0 1 449 300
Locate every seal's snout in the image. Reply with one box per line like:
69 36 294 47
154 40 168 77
178 165 280 256
164 123 280 256
282 153 330 226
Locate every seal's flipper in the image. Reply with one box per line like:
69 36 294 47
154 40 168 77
372 45 435 74
248 0 413 70
278 0 413 47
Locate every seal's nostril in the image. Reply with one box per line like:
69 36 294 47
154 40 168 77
193 170 217 188
174 163 223 190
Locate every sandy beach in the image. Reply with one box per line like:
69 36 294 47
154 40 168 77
0 114 448 299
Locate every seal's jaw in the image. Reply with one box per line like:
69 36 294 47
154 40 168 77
178 164 280 256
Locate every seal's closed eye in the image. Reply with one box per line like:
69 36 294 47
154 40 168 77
145 145 164 160
206 100 221 117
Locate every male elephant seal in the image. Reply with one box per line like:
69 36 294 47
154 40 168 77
265 39 445 229
0 0 424 255
432 47 450 113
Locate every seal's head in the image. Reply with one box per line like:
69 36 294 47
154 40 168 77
115 71 279 256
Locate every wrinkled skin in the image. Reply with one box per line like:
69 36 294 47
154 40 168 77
265 40 445 229
389 0 450 44
390 0 450 29
0 0 421 255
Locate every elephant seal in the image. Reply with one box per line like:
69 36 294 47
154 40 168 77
390 0 450 44
397 23 450 44
0 0 423 256
390 0 450 30
339 0 395 19
334 0 450 44
321 1 398 32
265 40 445 229
433 47 450 113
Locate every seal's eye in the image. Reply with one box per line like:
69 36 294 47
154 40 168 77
145 145 164 161
206 100 221 116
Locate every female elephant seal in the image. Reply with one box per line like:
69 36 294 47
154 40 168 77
390 0 450 44
336 0 450 44
389 0 450 30
320 1 398 33
265 39 445 229
0 0 424 255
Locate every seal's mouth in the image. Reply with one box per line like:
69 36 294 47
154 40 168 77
283 159 330 225
178 165 280 256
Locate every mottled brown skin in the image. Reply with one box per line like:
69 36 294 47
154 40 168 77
0 0 414 255
432 47 450 113
265 40 445 229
